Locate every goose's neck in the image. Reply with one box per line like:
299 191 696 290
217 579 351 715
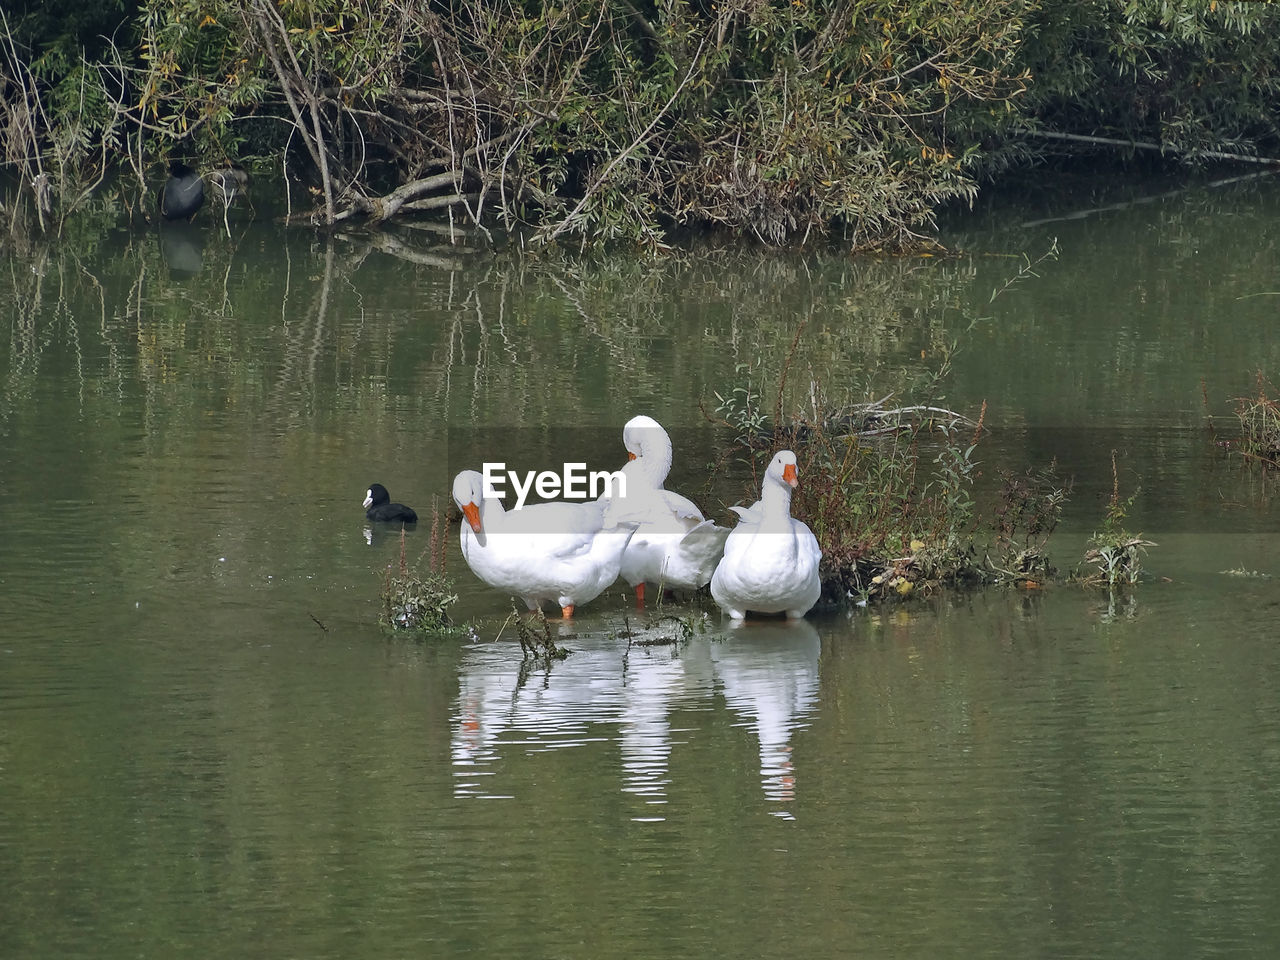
624 456 664 491
759 476 794 519
638 433 673 487
479 489 507 523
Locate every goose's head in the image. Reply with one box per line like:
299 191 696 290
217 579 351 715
768 450 800 490
622 415 662 459
622 415 673 479
452 470 485 532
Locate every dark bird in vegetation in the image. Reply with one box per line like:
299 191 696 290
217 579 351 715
159 161 205 221
207 166 250 206
363 483 418 524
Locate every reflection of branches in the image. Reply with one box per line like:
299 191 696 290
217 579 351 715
351 231 467 271
2 229 993 452
267 236 335 422
4 250 46 414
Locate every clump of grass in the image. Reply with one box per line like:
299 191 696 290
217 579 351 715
1232 372 1280 466
1078 450 1154 588
379 498 462 636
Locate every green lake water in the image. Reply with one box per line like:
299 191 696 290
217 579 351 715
2 169 1280 958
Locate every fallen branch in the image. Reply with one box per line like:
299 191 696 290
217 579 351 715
1025 129 1280 166
403 192 480 212
333 169 465 222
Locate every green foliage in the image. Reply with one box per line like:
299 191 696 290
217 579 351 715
712 365 769 451
380 566 460 634
10 0 137 69
8 0 1280 240
1012 0 1280 163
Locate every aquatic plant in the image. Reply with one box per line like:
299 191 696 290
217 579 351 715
615 613 707 650
486 605 572 690
1220 568 1272 580
1078 451 1154 589
508 607 571 663
378 500 462 636
986 463 1071 586
1232 373 1280 467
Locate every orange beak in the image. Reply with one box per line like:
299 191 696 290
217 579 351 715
628 452 637 461
462 502 482 532
782 462 798 488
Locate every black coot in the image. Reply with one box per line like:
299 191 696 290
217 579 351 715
363 484 418 524
160 161 205 221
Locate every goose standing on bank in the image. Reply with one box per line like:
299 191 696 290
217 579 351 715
452 469 634 618
605 416 729 604
711 450 821 620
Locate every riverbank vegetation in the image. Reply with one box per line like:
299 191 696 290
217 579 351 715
709 359 1173 603
4 0 1279 245
711 361 1076 602
704 245 1164 604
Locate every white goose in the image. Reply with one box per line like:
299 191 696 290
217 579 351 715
711 450 822 620
452 470 634 618
604 416 730 604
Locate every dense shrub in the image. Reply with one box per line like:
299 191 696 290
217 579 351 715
4 0 1280 243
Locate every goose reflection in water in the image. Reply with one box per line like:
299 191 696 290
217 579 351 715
450 618 821 819
617 641 688 808
709 618 821 819
451 625 679 801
